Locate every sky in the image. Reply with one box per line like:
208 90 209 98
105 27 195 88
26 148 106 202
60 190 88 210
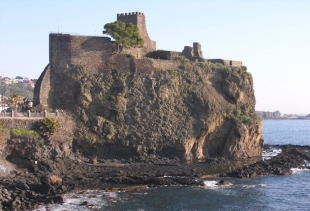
0 0 309 114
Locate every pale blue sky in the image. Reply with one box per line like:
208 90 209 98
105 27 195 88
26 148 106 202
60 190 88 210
0 0 309 114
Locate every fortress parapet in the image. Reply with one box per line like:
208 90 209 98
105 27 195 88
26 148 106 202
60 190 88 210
117 12 144 16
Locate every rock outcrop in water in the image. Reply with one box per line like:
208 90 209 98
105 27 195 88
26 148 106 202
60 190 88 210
32 12 263 162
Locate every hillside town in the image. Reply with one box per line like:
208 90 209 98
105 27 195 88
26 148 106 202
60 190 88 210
0 76 36 87
0 75 36 112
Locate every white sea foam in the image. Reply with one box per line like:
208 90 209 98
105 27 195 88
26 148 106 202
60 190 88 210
303 160 310 167
35 190 112 211
291 168 310 174
239 183 267 189
203 180 218 187
262 148 282 160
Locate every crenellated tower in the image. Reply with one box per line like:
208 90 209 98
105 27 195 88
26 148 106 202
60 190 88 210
117 12 156 56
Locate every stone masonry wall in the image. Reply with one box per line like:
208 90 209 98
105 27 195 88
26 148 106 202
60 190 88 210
230 60 242 67
49 34 115 74
208 59 242 67
150 59 180 70
0 119 38 130
69 36 115 74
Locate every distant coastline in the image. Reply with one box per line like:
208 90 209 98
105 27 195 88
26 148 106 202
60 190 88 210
256 110 310 120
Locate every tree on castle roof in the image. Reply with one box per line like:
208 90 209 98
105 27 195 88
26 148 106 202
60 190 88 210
103 21 144 53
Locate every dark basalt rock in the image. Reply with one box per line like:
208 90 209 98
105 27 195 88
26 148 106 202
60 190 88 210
225 145 309 178
216 180 231 186
1 144 310 210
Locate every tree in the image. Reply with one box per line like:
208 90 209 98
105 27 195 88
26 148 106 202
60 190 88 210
103 21 144 53
8 93 24 111
15 76 23 80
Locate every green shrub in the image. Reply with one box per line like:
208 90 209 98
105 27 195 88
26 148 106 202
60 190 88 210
38 117 60 137
179 64 189 70
240 115 249 122
233 109 241 117
168 69 179 75
174 56 189 63
241 66 247 71
197 62 208 68
233 109 251 123
245 71 252 78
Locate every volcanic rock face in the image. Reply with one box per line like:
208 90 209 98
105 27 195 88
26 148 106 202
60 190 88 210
38 55 263 161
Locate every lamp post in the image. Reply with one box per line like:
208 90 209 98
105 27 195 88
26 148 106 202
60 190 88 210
1 86 6 115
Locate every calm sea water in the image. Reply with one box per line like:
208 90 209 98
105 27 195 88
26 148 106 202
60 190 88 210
37 120 310 211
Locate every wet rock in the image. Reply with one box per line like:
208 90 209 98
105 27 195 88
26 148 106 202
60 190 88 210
16 182 30 190
44 195 64 204
58 185 67 192
80 201 89 206
12 198 22 208
216 180 232 186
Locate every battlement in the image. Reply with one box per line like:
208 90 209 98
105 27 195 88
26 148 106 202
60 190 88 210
117 12 144 17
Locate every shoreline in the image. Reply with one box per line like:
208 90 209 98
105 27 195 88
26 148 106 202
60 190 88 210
1 144 310 210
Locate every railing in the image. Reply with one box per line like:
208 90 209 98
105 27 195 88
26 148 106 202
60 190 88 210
0 110 62 118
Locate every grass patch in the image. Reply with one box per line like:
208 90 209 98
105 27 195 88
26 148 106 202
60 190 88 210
10 129 40 138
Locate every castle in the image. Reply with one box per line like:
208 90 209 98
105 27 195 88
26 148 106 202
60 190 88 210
33 12 242 108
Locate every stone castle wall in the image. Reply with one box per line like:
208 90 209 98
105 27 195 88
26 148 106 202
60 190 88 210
208 59 242 67
49 34 115 74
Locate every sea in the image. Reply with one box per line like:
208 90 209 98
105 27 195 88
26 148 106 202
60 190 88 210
36 120 310 211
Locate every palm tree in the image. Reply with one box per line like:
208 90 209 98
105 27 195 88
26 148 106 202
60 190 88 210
8 93 24 111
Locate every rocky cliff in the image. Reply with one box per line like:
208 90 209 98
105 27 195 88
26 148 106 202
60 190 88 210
37 55 263 162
